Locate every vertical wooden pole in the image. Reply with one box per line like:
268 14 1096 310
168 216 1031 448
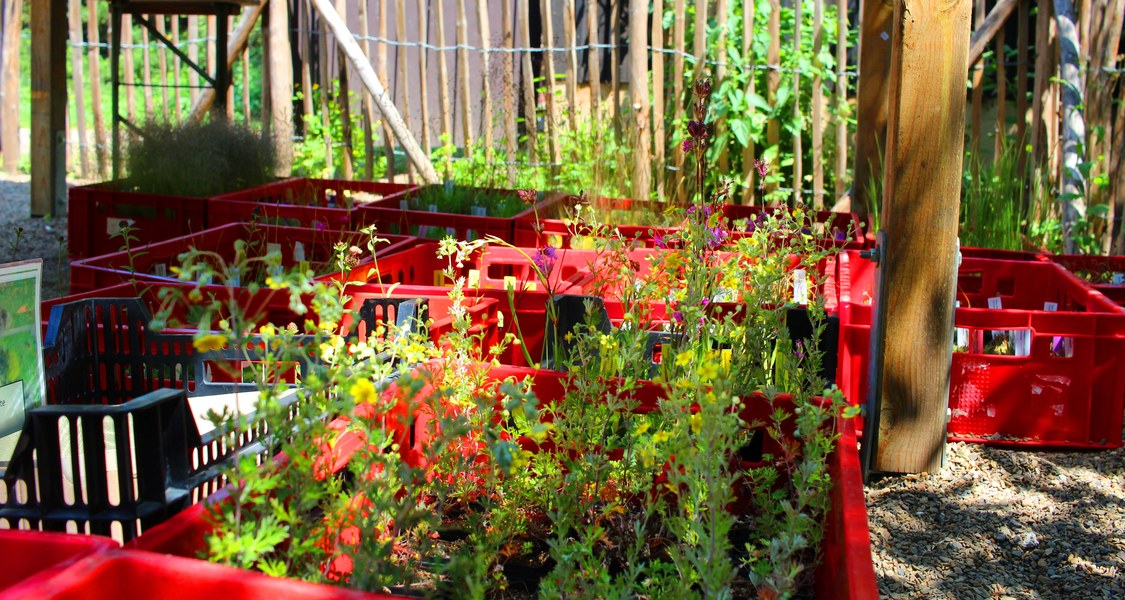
587 0 601 118
456 0 473 149
502 0 518 182
336 0 353 178
358 0 376 178
563 0 578 129
652 0 665 200
766 0 780 198
1 0 23 174
300 2 314 120
875 0 972 474
812 0 824 209
629 0 650 200
541 0 561 167
376 0 392 179
436 0 453 163
242 47 251 123
188 15 199 104
142 20 155 119
86 0 105 176
1112 81 1125 254
1031 0 1053 164
741 0 755 203
970 0 984 154
672 0 686 199
269 0 293 175
120 16 134 123
156 16 169 122
67 0 90 177
519 0 538 165
1015 0 1029 174
610 0 620 135
693 0 707 78
397 0 415 179
716 0 729 172
853 0 893 224
792 0 802 205
1054 0 1086 253
170 17 181 121
834 0 847 204
994 24 1007 157
476 0 494 158
31 0 67 215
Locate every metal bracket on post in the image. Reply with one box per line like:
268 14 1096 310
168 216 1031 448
859 230 888 482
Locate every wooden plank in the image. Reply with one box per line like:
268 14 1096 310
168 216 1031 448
741 0 755 204
610 0 620 136
672 0 685 199
2 0 23 174
67 0 90 177
693 0 706 77
834 0 847 203
812 0 824 209
563 0 578 129
187 15 199 105
519 0 537 164
398 0 415 179
476 0 493 160
994 23 1007 157
629 0 650 199
456 0 473 149
336 0 353 179
766 0 780 198
853 0 893 225
121 14 136 124
652 0 665 199
241 47 250 122
541 0 561 167
1015 0 1028 174
587 0 600 118
875 0 972 475
169 16 179 120
1053 0 1086 253
716 0 729 172
792 0 802 205
501 0 517 183
1030 0 1053 163
30 0 67 215
308 0 439 182
155 16 167 121
377 0 393 180
86 0 105 176
268 0 292 175
142 20 155 119
967 0 1019 66
300 2 313 120
358 0 375 178
435 0 452 156
970 0 984 153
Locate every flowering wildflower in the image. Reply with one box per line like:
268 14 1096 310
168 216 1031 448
835 229 847 242
672 310 684 324
532 245 558 276
518 189 537 205
193 333 227 352
654 234 667 249
350 378 376 405
694 78 712 98
682 138 693 153
794 340 806 360
706 226 729 250
687 120 708 139
754 159 769 181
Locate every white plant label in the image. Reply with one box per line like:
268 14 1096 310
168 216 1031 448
1114 273 1123 285
1043 302 1058 312
987 297 1003 310
227 267 241 287
428 204 439 213
953 302 969 350
792 269 808 305
399 200 409 211
293 242 306 263
1013 330 1031 357
470 206 487 217
153 263 167 278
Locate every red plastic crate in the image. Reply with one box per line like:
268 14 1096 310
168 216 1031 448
68 181 210 260
0 530 118 592
69 223 416 293
1047 253 1125 312
354 185 563 243
836 250 1125 448
208 178 417 231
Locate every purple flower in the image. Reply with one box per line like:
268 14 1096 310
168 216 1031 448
834 230 847 242
313 221 328 231
794 340 806 360
706 226 729 250
682 139 694 153
532 245 558 275
654 234 667 249
518 189 537 205
754 159 769 181
701 297 710 306
687 120 707 139
673 311 684 324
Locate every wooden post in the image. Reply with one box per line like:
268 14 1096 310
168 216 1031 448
142 21 155 118
299 3 313 120
812 0 824 209
541 0 561 168
652 0 665 199
693 0 706 78
170 16 180 121
587 0 601 118
156 16 169 122
269 0 293 175
628 0 649 200
765 0 780 197
1112 81 1125 254
336 0 354 179
563 0 578 129
397 0 414 179
30 0 67 215
309 0 439 183
792 0 803 205
874 0 971 474
67 0 90 178
853 0 893 224
741 0 755 203
241 47 251 122
970 0 984 153
716 0 729 173
502 0 518 183
672 0 685 199
1054 0 1086 253
994 23 1007 157
519 0 537 164
188 15 200 104
1031 0 1053 164
834 0 847 204
1015 0 1029 175
456 0 473 149
186 4 263 122
86 0 106 176
1 0 22 174
610 0 620 136
435 0 452 160
377 0 393 180
359 0 376 178
476 0 493 158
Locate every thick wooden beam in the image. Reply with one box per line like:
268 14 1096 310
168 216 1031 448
852 0 894 225
967 0 1019 66
628 0 650 200
267 0 292 175
30 0 66 216
2 0 23 175
874 0 971 474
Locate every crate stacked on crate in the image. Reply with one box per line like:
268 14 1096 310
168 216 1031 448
208 178 418 231
836 250 1125 448
1047 253 1125 310
68 181 211 260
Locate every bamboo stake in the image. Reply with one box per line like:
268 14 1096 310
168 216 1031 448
300 3 313 120
541 0 561 166
563 0 578 129
502 0 518 183
358 0 375 178
476 0 493 158
187 15 199 104
336 0 353 179
793 0 802 205
308 0 439 182
717 0 730 172
766 0 780 197
629 0 650 199
435 0 452 156
241 47 250 123
1031 0 1052 163
834 0 847 203
397 0 414 180
155 16 167 121
812 0 824 209
86 0 105 176
377 0 393 180
141 18 154 119
66 0 89 177
415 1 431 160
741 0 756 204
226 15 234 120
587 0 601 118
121 14 136 124
652 0 665 199
519 0 538 164
672 0 686 198
456 0 473 149
170 17 180 120
694 0 707 78
971 0 984 153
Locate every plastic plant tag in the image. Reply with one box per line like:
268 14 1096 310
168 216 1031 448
1043 302 1058 312
153 263 168 278
504 275 518 291
953 301 969 351
987 297 1003 309
434 270 447 286
326 190 337 208
1114 273 1123 285
446 227 457 238
294 241 307 263
227 267 241 287
470 206 487 217
399 199 409 211
428 204 439 213
1012 330 1031 357
524 281 537 291
792 269 808 305
1044 302 1065 357
468 269 481 288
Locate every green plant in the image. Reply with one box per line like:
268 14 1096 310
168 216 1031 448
959 142 1030 251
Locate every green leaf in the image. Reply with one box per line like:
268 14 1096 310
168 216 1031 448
731 120 752 147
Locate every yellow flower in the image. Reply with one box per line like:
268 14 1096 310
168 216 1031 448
193 334 227 352
675 350 694 368
690 413 702 435
259 324 276 337
350 378 376 405
652 430 672 445
635 422 651 436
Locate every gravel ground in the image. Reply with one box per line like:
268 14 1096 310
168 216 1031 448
3 173 1124 598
